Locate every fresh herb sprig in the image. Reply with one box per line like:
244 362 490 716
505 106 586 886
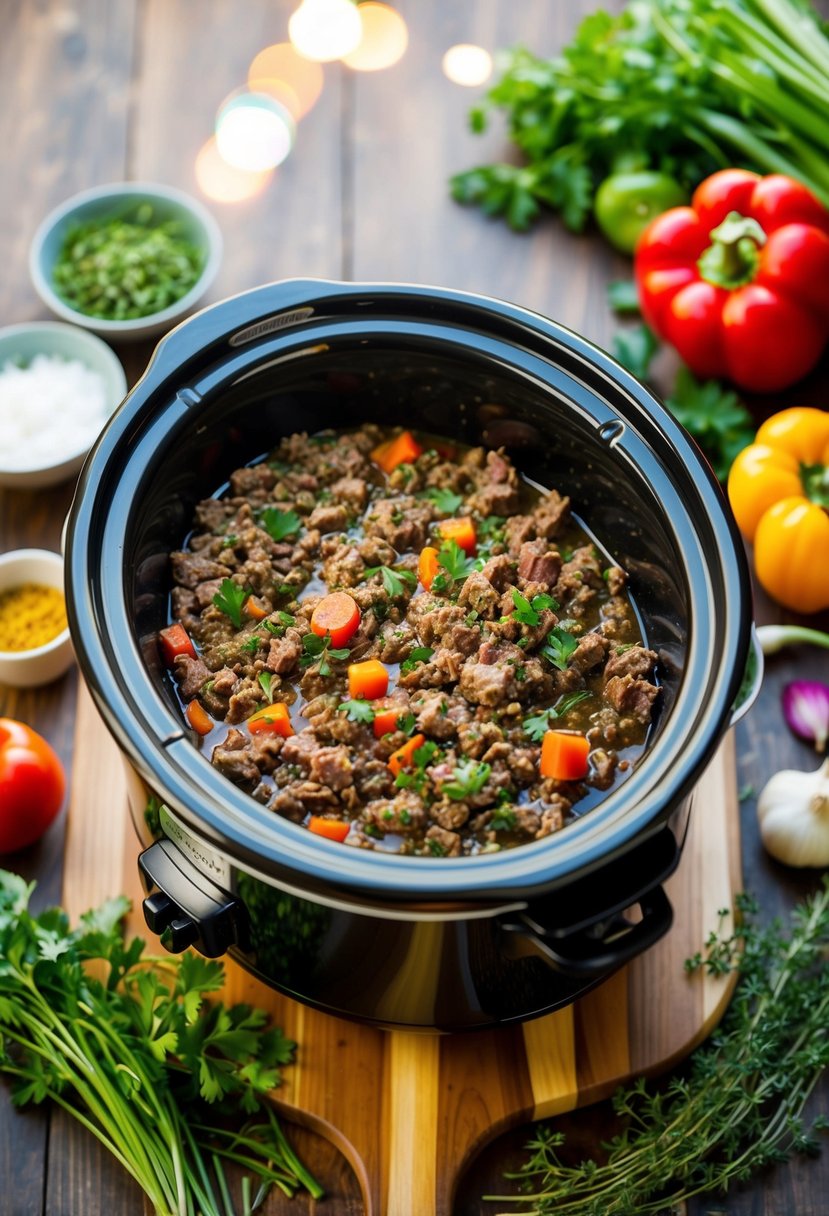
299 633 350 676
212 577 248 630
540 628 579 671
488 880 829 1214
523 691 593 742
0 870 321 1214
511 589 558 627
421 487 465 515
401 645 434 675
362 565 417 599
260 507 302 542
442 759 492 802
338 698 375 725
432 539 482 592
394 739 440 795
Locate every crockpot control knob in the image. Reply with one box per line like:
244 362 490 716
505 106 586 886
160 913 200 954
143 890 176 934
138 839 248 959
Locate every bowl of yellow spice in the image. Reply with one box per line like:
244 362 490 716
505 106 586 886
0 550 73 687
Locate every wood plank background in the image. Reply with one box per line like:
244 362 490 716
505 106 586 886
1 1 829 1213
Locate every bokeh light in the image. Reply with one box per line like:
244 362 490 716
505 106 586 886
288 0 363 63
342 3 408 71
441 43 493 87
215 91 296 172
195 137 273 204
248 41 324 120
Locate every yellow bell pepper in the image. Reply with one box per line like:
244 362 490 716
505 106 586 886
728 407 829 614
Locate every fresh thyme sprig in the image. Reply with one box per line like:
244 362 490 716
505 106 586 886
487 881 829 1215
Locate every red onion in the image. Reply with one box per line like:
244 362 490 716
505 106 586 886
782 681 829 752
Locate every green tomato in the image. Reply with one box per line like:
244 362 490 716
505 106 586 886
594 172 688 254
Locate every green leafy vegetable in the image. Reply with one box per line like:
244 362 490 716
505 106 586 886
0 870 321 1214
511 588 558 627
523 691 594 742
490 806 517 832
487 880 829 1213
258 671 274 701
212 577 248 630
362 565 417 599
421 486 465 514
337 698 375 724
299 633 350 677
260 507 302 542
432 539 481 591
665 366 756 483
451 1 829 239
612 323 660 381
401 646 435 675
394 738 440 795
397 711 418 736
540 628 579 671
442 759 492 802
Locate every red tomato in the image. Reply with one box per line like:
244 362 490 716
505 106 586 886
0 718 65 853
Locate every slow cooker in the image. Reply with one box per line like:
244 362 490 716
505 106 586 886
65 279 757 1031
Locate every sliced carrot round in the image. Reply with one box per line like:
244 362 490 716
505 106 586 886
185 699 213 736
308 816 351 842
310 591 361 648
438 516 477 555
418 546 440 591
540 731 590 781
247 703 295 737
348 658 389 700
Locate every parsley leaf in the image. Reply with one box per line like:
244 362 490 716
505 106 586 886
665 367 755 484
613 323 660 381
523 690 593 742
212 578 248 630
540 627 579 671
241 636 260 654
511 588 558 626
442 759 492 802
397 711 417 736
337 698 375 725
362 565 417 599
258 671 274 701
422 487 464 515
261 507 302 542
432 539 481 591
400 645 434 675
394 739 440 795
491 806 517 832
299 634 349 677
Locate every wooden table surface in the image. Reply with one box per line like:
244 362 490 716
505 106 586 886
2 2 829 1213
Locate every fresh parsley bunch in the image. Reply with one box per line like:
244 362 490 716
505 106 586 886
0 871 321 1215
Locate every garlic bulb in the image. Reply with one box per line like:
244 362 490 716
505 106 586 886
757 758 829 867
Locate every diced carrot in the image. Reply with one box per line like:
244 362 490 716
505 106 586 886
348 659 389 700
244 595 269 621
310 591 361 648
371 430 423 473
418 545 440 591
308 816 351 842
247 703 295 737
438 516 477 555
185 699 213 736
159 623 196 665
373 706 401 739
540 731 590 781
388 732 426 777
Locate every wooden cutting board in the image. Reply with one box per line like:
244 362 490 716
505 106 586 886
63 681 741 1216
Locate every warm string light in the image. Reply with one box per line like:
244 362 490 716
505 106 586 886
342 3 408 71
215 91 296 173
288 0 363 63
442 43 493 87
194 138 274 203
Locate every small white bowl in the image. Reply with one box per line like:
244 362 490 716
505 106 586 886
29 181 223 341
0 321 127 490
0 550 74 688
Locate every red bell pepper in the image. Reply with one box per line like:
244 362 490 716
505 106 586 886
635 169 829 392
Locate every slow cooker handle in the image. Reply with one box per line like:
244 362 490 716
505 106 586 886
499 884 673 979
137 839 248 959
142 278 349 382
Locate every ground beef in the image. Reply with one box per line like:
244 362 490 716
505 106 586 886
162 426 657 856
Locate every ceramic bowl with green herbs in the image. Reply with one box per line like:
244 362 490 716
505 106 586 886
29 182 223 341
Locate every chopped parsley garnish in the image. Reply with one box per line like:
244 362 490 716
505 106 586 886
421 486 464 515
400 645 434 675
261 507 302 542
394 738 440 795
362 565 417 599
211 578 248 630
257 671 274 701
427 839 447 857
442 759 492 802
221 533 238 549
299 633 350 677
523 690 593 742
432 539 482 591
491 806 517 832
397 711 417 736
540 627 579 671
337 698 375 725
511 588 558 626
241 636 260 654
477 515 506 538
